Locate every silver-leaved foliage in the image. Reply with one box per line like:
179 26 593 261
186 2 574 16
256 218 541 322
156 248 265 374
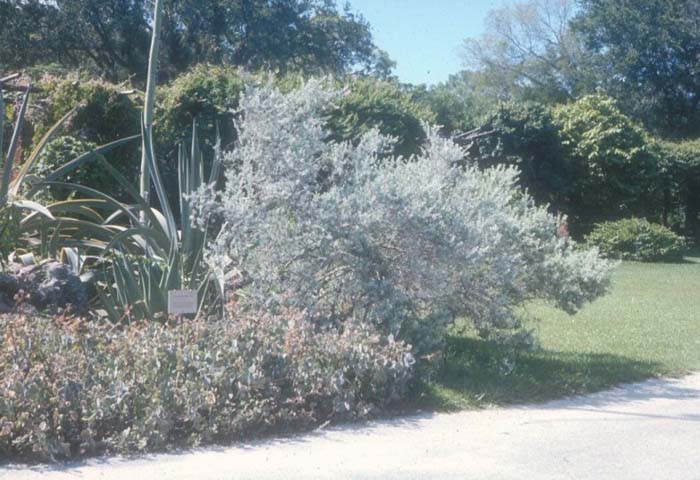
193 79 613 354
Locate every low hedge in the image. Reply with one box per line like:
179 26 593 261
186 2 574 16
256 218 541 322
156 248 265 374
0 310 413 461
586 218 686 262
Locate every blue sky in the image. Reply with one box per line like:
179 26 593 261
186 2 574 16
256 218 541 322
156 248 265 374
345 0 501 86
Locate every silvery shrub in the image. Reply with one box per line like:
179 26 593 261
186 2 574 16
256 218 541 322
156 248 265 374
193 79 613 354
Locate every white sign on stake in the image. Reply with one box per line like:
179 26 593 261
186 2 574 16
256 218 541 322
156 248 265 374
168 289 198 315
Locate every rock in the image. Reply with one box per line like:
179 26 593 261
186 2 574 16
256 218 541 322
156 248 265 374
0 272 19 294
0 298 13 313
0 261 88 314
0 273 19 313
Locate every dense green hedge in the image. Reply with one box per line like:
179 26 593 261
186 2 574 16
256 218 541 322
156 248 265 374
275 74 436 157
586 218 686 262
23 69 436 222
24 71 700 240
471 102 569 209
30 69 436 163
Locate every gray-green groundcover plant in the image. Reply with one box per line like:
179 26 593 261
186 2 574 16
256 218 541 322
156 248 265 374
0 310 412 460
194 80 613 355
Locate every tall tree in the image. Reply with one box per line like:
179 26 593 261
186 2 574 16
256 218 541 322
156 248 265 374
0 0 389 83
55 0 152 81
0 1 57 70
159 0 384 78
574 0 700 138
420 70 512 135
0 0 152 81
462 0 594 104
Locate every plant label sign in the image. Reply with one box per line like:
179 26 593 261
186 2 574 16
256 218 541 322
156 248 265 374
168 289 198 315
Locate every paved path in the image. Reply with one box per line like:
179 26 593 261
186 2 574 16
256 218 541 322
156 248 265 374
3 373 700 480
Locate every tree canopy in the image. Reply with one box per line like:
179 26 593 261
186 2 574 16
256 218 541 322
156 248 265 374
462 0 594 105
573 0 700 138
418 71 506 135
0 0 390 83
458 0 700 140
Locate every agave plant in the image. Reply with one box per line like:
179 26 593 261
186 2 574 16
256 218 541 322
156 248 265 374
1 83 56 223
92 122 223 322
1 87 221 320
2 0 222 321
11 102 222 321
9 121 221 322
0 78 137 267
93 0 222 321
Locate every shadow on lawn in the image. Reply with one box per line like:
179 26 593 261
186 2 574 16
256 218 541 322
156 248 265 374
420 335 664 411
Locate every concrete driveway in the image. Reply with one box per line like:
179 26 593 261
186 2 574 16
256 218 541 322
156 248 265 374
3 373 700 480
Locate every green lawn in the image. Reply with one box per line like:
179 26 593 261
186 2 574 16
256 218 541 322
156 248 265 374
421 252 700 410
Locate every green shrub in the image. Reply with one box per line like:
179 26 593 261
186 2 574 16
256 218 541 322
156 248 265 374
586 218 686 262
326 76 436 158
156 64 247 158
471 101 570 209
31 136 123 201
31 76 141 198
418 70 500 135
34 77 140 147
272 73 435 158
0 310 413 460
652 139 700 240
553 95 659 233
152 65 247 211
